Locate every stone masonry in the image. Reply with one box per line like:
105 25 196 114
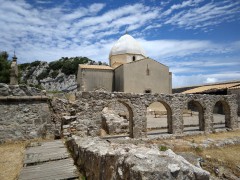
66 137 210 180
0 96 53 143
64 91 238 138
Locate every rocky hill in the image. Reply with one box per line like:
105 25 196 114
18 57 106 92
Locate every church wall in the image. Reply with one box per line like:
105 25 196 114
110 54 145 68
79 68 113 91
169 72 172 94
114 65 124 92
122 59 171 94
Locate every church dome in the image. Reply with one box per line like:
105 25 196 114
109 34 146 58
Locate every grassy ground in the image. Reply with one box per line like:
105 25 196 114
173 130 240 178
149 130 240 178
201 145 240 177
0 142 26 180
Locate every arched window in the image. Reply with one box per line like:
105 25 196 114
132 56 136 61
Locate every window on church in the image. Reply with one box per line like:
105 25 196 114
132 56 136 61
146 64 150 76
145 89 151 93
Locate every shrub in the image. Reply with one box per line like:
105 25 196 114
18 63 30 71
194 146 203 153
49 61 63 70
159 145 168 151
50 70 59 79
0 51 10 83
30 61 41 67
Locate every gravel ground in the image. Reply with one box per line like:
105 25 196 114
147 113 240 134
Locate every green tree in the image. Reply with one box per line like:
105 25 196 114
0 51 10 83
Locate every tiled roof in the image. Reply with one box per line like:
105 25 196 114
79 65 113 70
182 82 240 94
228 84 240 90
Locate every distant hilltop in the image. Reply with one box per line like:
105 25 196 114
0 51 107 92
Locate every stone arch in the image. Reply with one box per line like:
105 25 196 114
183 100 205 132
212 100 231 129
118 100 134 138
146 100 173 134
101 99 134 138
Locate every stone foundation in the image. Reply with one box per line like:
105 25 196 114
66 137 210 180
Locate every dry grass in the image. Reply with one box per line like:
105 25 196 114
201 145 240 177
183 129 240 143
0 138 54 180
150 130 240 177
0 142 26 180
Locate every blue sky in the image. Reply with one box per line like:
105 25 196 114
0 0 240 87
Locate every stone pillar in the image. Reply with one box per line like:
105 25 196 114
203 106 213 132
10 55 18 85
171 98 183 134
228 97 238 129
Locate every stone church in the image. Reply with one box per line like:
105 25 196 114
77 34 172 94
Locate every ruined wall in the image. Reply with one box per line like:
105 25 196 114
67 137 210 180
0 96 53 143
0 83 44 96
63 92 238 138
228 88 240 116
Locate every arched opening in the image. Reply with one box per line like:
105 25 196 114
146 101 172 135
183 100 204 132
213 100 230 129
101 100 133 138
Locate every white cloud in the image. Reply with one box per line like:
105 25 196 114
0 0 239 88
139 39 240 62
164 1 240 30
173 71 240 88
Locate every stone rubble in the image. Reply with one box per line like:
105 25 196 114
102 108 129 135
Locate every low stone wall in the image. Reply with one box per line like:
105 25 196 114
0 96 53 143
0 83 44 96
66 137 210 180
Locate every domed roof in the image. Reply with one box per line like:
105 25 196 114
109 34 146 58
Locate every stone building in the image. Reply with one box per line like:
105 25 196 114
77 34 172 94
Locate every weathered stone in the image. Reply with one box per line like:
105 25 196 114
59 91 238 138
67 137 210 180
0 84 44 96
0 97 53 142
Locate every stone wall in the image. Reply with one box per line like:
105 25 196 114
66 137 210 180
0 83 44 96
228 88 240 116
63 91 238 138
0 96 53 143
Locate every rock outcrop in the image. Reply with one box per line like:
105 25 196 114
20 61 77 92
